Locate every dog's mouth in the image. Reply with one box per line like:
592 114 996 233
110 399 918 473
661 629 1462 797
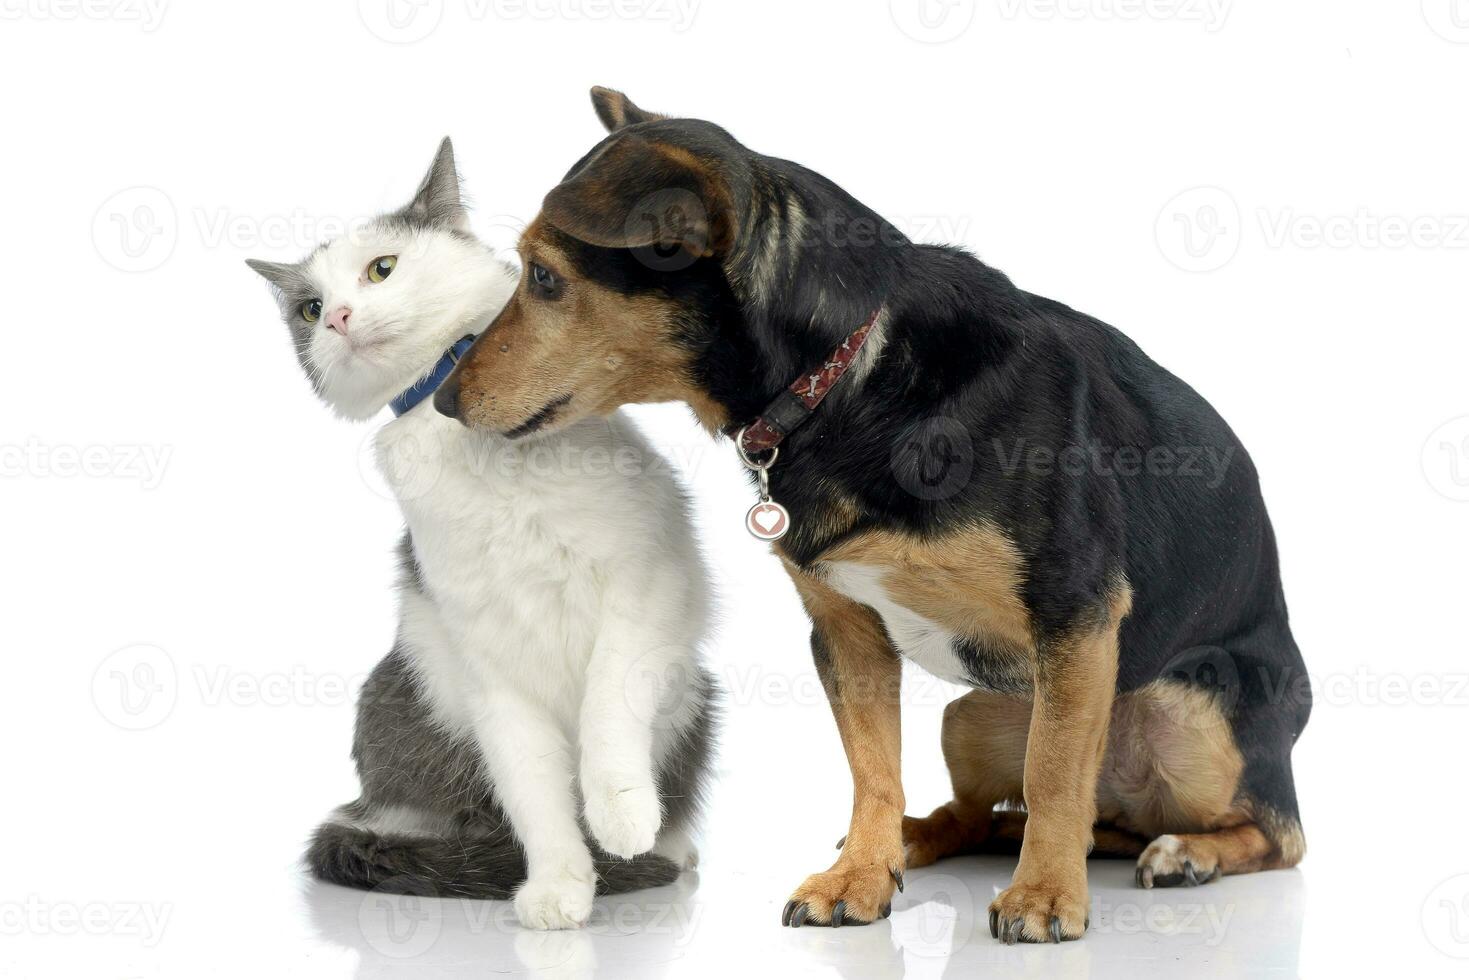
503 394 573 439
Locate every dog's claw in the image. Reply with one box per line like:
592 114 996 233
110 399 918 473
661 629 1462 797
1184 861 1199 887
1139 866 1154 889
791 903 809 928
881 902 892 919
781 900 798 927
989 908 1000 939
1049 916 1063 944
1002 916 1024 945
831 901 846 927
891 868 904 893
835 835 846 849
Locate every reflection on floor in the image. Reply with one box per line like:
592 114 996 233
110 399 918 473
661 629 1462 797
303 854 1306 979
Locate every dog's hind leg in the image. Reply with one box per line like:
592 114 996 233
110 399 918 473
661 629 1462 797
1104 662 1308 888
902 690 1028 868
1133 823 1288 887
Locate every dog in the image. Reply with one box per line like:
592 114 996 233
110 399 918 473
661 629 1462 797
434 87 1311 943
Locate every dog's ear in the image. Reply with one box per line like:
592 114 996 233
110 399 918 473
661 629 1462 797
542 135 735 257
590 86 666 133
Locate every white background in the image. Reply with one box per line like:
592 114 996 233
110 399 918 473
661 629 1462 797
3 1 1468 977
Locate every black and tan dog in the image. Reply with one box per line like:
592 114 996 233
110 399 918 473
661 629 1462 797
435 88 1310 942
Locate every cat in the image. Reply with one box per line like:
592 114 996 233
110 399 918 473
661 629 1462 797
247 138 716 930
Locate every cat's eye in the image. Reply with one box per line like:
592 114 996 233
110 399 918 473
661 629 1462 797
367 255 397 283
530 262 560 296
301 299 322 322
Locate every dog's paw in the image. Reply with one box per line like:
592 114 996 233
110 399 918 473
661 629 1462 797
583 777 661 859
988 877 1089 944
782 843 903 927
1135 834 1223 888
514 866 596 930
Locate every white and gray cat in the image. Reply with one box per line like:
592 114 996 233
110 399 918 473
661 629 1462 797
248 139 715 930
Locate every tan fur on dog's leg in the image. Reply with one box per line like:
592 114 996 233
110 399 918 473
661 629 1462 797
1136 822 1284 886
990 591 1128 944
781 568 905 927
903 691 1028 867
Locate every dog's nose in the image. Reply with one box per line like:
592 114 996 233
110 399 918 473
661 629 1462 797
325 306 351 335
434 375 461 419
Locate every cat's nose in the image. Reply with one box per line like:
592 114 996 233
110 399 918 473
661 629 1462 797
325 306 351 335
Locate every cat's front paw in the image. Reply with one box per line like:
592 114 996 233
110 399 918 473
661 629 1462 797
583 777 662 859
514 865 596 931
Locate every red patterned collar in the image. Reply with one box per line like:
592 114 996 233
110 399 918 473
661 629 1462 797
736 308 882 458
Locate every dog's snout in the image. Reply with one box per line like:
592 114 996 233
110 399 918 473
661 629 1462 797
434 374 462 420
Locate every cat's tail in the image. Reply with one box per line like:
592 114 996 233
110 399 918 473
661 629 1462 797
306 821 681 900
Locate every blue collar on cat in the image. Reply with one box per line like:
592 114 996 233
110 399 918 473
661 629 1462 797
390 335 477 417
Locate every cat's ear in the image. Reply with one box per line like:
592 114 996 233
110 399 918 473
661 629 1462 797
246 258 306 294
590 86 666 133
401 136 467 230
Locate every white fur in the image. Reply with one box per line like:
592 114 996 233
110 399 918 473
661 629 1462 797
301 226 711 930
301 224 513 420
823 560 970 685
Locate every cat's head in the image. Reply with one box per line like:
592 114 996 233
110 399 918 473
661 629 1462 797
247 138 516 420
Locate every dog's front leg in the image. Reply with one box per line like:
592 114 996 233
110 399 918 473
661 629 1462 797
783 570 905 927
990 609 1123 944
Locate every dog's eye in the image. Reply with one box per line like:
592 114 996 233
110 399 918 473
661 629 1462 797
301 298 322 322
531 262 558 294
367 255 397 283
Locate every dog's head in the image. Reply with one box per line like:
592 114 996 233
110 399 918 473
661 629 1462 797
435 86 898 438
